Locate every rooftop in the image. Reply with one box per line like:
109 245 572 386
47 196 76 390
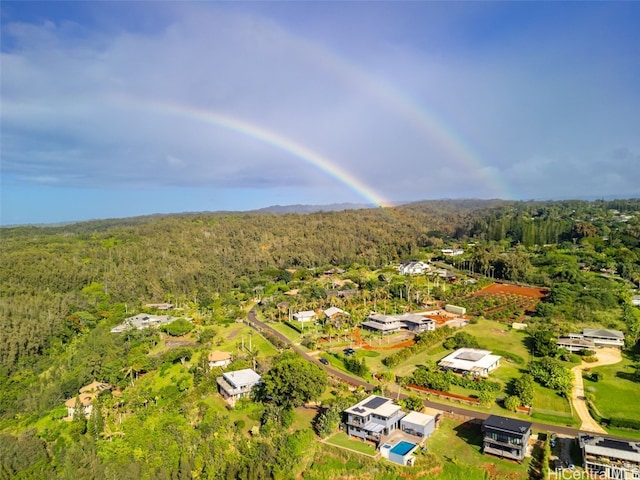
582 328 625 339
222 369 261 389
580 435 640 463
439 348 501 373
345 395 403 419
484 415 532 434
402 411 435 427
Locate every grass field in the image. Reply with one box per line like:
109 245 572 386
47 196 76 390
325 432 377 456
583 352 640 424
426 418 531 479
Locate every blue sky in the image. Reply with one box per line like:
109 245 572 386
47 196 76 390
2 1 639 225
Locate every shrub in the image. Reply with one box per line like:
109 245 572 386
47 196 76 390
160 318 195 336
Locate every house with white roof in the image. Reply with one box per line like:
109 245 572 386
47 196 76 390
579 434 640 479
400 411 437 438
110 313 176 333
217 369 261 406
361 313 435 335
398 261 431 276
324 306 348 319
292 310 317 322
344 395 406 444
438 348 501 377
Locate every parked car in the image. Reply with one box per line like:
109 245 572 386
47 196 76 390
319 357 329 365
343 348 356 356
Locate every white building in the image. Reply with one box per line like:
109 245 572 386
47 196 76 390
438 348 501 377
110 313 176 333
568 328 625 348
292 310 317 322
344 395 406 444
557 337 596 353
398 261 431 275
400 411 437 438
208 350 232 369
361 313 435 335
217 369 261 406
441 249 464 256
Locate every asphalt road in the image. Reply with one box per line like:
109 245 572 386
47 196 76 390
246 308 632 441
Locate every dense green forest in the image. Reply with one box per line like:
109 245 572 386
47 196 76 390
1 199 640 479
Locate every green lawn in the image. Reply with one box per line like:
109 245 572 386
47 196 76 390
583 353 639 424
269 321 303 342
426 417 530 479
325 432 377 456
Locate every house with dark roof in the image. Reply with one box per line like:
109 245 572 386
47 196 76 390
557 336 596 352
579 434 640 479
344 395 406 444
568 328 625 348
482 415 532 462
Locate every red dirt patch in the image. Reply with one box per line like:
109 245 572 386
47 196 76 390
476 283 548 298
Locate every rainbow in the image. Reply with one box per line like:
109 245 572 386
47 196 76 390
290 40 511 199
122 98 390 207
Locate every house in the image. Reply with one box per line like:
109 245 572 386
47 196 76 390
344 395 406 444
217 369 261 406
482 415 532 462
324 306 349 319
326 289 358 299
144 303 175 310
557 336 596 353
110 313 176 333
438 348 501 377
64 381 111 419
441 248 464 256
361 313 435 335
579 434 640 479
400 411 437 438
568 329 625 348
361 314 405 334
401 314 436 333
398 261 431 276
292 310 317 322
208 350 232 369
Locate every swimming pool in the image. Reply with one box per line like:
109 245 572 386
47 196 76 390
390 441 416 456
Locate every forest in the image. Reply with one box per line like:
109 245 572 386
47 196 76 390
1 198 640 479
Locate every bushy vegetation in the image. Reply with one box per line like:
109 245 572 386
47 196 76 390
2 198 640 477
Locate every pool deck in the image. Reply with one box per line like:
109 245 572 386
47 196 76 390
380 429 425 449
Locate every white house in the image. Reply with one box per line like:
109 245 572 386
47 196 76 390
441 249 464 256
557 337 596 353
292 310 317 322
361 313 435 335
208 350 232 369
568 328 625 348
324 306 348 319
217 369 262 406
400 411 437 438
439 348 501 377
344 395 406 444
110 313 176 333
398 261 431 276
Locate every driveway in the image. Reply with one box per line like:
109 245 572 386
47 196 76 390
570 347 622 433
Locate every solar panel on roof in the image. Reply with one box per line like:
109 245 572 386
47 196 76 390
599 439 638 452
363 396 388 409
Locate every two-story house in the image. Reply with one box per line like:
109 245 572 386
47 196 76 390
344 395 406 444
579 434 640 480
482 415 532 462
217 368 261 406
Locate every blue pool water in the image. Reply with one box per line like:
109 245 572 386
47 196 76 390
390 441 416 456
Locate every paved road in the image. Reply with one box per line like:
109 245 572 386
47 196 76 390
246 308 634 441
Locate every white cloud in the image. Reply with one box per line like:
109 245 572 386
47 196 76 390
1 3 639 207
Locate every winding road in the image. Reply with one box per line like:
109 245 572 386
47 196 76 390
246 308 633 441
570 347 622 433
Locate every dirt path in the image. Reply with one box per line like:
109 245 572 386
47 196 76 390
570 347 622 433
